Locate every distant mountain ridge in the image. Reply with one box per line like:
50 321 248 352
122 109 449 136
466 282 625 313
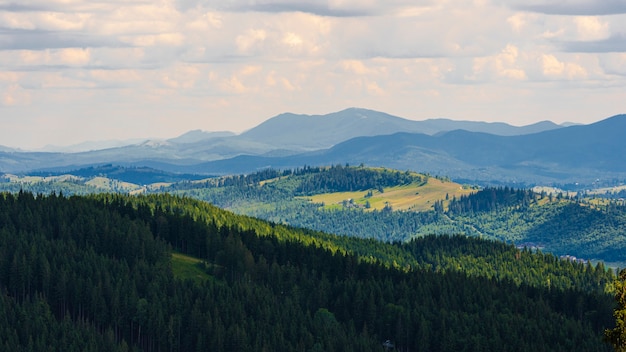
0 145 16 153
239 107 564 149
0 108 621 185
35 138 149 153
30 164 208 185
188 114 626 184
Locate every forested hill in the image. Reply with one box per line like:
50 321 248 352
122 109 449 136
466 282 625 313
156 165 626 265
0 191 617 351
4 164 626 264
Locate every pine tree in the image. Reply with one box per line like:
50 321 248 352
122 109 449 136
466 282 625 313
606 269 626 351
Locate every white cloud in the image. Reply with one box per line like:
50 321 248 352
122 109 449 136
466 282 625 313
365 81 385 96
542 54 566 75
90 69 141 83
0 71 20 82
574 16 610 41
185 11 222 30
541 54 587 79
216 65 265 94
0 0 625 149
57 48 91 65
0 13 36 30
236 29 267 53
499 46 527 80
121 32 185 46
510 0 626 16
40 72 96 89
89 3 182 36
282 32 303 48
280 77 297 91
160 64 199 89
601 53 626 75
472 44 527 81
507 13 528 33
340 60 380 75
0 48 91 67
1 84 31 106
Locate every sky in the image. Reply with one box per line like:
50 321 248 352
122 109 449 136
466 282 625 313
1 0 625 149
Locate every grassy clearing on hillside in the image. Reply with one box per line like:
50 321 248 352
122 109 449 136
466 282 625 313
306 177 475 212
258 176 286 186
587 184 626 196
85 176 143 192
171 252 212 283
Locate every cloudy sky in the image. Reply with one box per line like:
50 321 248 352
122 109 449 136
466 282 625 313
1 0 625 149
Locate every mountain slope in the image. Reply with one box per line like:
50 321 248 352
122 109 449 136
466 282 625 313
419 114 626 173
167 130 235 144
240 108 425 149
0 145 16 153
426 118 562 136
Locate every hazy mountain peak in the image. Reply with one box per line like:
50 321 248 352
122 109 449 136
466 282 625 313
169 130 236 144
139 139 171 148
599 113 626 124
239 108 565 150
0 145 17 153
34 138 148 153
240 108 415 149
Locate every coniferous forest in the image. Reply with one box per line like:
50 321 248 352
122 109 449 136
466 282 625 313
0 191 618 351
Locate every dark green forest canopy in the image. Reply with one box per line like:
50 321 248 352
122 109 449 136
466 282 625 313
0 191 618 351
445 188 626 264
165 165 423 194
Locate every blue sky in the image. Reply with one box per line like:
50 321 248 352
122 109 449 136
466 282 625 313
1 0 625 149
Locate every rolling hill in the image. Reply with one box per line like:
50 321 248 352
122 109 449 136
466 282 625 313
156 165 626 265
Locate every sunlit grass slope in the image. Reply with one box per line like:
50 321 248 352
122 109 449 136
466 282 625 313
307 176 475 212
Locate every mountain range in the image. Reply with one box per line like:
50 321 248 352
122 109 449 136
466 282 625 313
237 108 564 149
1 108 622 185
188 114 625 184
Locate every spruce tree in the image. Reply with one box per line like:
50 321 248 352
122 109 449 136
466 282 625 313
606 269 626 351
